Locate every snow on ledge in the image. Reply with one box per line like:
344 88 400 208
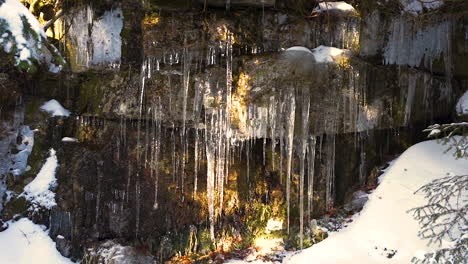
0 218 75 264
22 148 58 210
285 46 349 64
314 1 356 13
61 137 78 143
455 91 468 116
311 45 348 63
285 46 313 55
401 0 443 15
40 100 71 117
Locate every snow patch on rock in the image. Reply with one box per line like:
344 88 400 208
0 0 63 71
455 91 468 116
22 149 58 210
311 45 348 63
61 137 78 142
314 1 356 13
400 0 443 15
40 99 70 117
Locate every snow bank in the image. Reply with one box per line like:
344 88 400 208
23 148 58 210
311 45 348 63
401 0 443 15
314 1 356 13
40 99 71 117
0 218 74 264
284 139 468 264
455 91 468 116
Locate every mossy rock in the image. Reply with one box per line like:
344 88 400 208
144 0 192 11
1 196 30 221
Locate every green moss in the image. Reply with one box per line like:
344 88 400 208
1 196 30 220
144 0 191 11
77 72 108 115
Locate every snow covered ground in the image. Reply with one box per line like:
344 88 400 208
0 218 74 264
227 139 468 264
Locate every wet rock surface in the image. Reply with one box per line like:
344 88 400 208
0 0 467 263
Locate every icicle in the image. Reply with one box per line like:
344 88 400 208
404 74 417 126
307 136 316 225
206 132 216 241
285 90 296 234
325 134 336 211
153 99 162 209
299 90 310 249
269 95 277 171
182 47 191 136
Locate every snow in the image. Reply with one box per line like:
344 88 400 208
314 1 356 13
401 0 443 15
0 218 75 264
90 8 123 66
284 45 348 64
311 45 348 63
0 0 45 61
455 91 468 116
8 126 34 176
40 99 71 117
0 0 62 71
285 46 312 55
284 139 468 264
22 149 58 210
67 7 123 68
61 137 78 142
228 139 468 264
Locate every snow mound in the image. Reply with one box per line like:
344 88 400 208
401 0 443 15
314 1 356 13
0 218 74 264
40 99 71 117
23 148 58 210
61 137 78 142
0 0 63 72
311 45 348 63
284 139 468 264
285 46 313 55
455 91 468 116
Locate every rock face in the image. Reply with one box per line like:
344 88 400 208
0 0 467 263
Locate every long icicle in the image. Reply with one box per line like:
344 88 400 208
285 89 296 234
299 89 310 249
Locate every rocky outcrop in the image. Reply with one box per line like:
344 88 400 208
0 0 467 263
